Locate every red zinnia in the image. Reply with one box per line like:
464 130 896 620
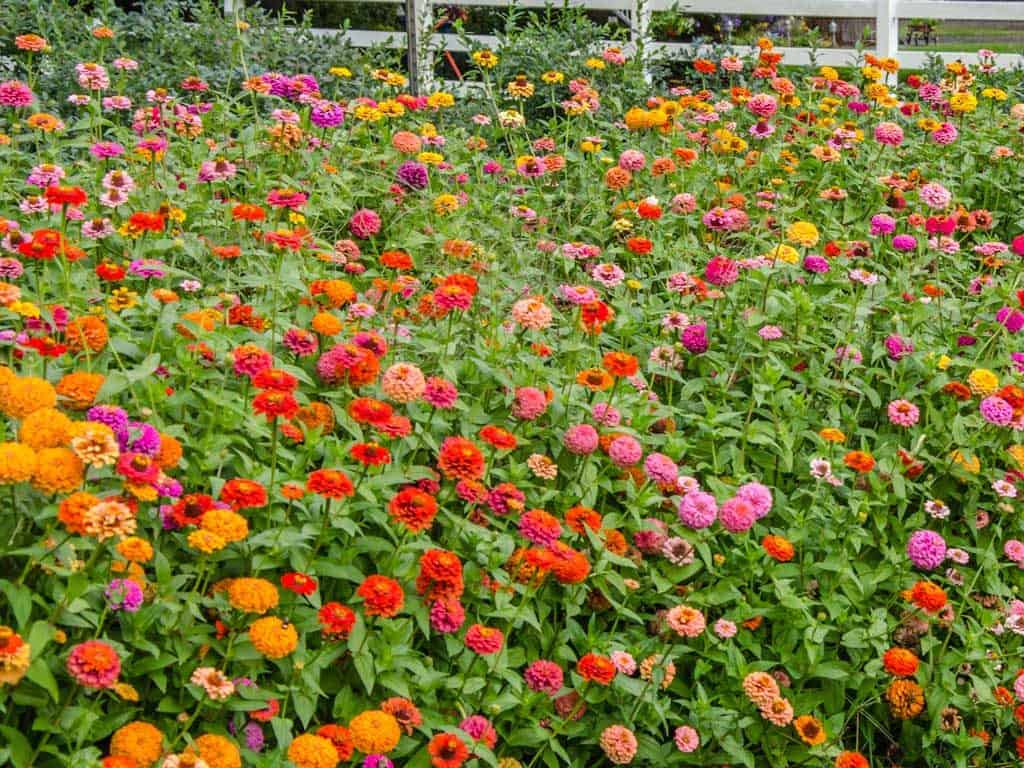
356 575 405 618
252 368 298 392
96 261 126 281
350 442 392 467
219 478 268 510
576 652 616 685
45 185 88 207
348 397 393 426
306 468 355 499
318 602 356 639
281 572 318 596
231 203 266 221
388 487 439 532
479 425 517 451
252 390 299 420
169 493 216 527
128 211 166 232
437 437 485 482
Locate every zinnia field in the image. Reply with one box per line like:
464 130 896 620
3 17 1024 768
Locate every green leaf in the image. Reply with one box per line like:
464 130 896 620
26 657 60 702
0 726 32 768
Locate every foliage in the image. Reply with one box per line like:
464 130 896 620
1 19 1024 768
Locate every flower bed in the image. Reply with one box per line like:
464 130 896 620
1 24 1024 768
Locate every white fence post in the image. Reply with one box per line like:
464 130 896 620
407 0 434 94
876 0 899 60
224 0 239 15
632 0 652 82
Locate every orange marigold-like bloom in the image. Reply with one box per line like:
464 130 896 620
416 549 464 601
201 508 249 543
317 724 355 761
428 733 469 768
0 442 37 485
311 311 344 336
0 376 56 419
349 710 402 754
843 450 875 473
33 446 84 494
357 575 405 618
228 578 280 614
882 647 919 677
19 407 71 450
156 433 183 469
380 697 422 735
56 371 105 409
219 478 267 510
388 487 438 532
109 721 164 767
835 751 869 768
602 351 638 377
907 580 947 613
58 491 99 534
288 733 339 768
249 616 298 658
565 505 601 534
310 279 356 308
116 536 154 563
886 679 925 719
191 733 241 768
762 535 795 562
793 715 826 745
66 315 109 353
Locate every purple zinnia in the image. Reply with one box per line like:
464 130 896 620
87 405 129 435
396 160 429 190
126 421 161 455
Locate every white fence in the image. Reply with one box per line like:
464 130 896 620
225 0 1024 88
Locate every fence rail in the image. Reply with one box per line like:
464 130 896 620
226 0 1024 89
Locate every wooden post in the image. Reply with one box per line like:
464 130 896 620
632 0 652 83
875 0 899 60
406 0 433 94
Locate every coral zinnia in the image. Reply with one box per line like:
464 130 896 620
437 437 485 482
357 575 405 618
307 468 355 499
388 487 439 532
427 733 469 768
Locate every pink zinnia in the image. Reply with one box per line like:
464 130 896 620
348 208 381 239
674 725 700 753
718 497 756 533
678 491 717 529
704 255 739 286
906 529 947 570
887 399 920 427
617 149 646 171
874 121 904 146
0 80 34 108
512 386 548 420
519 509 562 546
430 598 465 634
524 660 564 695
736 482 773 519
464 623 504 655
608 436 642 467
643 452 678 484
563 424 599 455
424 377 459 409
66 640 120 689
